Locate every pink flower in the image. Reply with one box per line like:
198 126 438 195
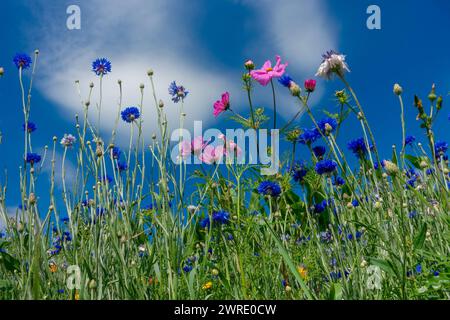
218 134 242 158
200 145 225 164
250 55 288 86
213 92 230 117
304 79 317 93
180 136 210 159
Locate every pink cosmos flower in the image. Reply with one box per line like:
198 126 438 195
200 145 225 165
218 134 242 158
180 136 210 159
304 79 317 93
213 92 230 117
250 55 288 86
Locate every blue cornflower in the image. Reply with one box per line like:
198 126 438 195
315 159 337 175
57 289 65 294
317 117 338 133
333 176 345 186
121 107 140 123
98 174 113 184
313 145 326 158
313 199 328 213
23 122 37 133
212 210 230 225
347 137 370 158
92 58 111 76
434 141 448 157
168 81 189 103
183 265 193 273
117 161 128 172
257 181 282 197
13 53 32 69
278 74 294 88
405 135 415 146
415 264 422 274
298 128 320 145
352 199 359 207
112 147 122 159
25 152 41 164
320 231 332 243
289 162 308 183
408 211 418 219
199 216 210 229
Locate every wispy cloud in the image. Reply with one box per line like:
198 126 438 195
27 0 338 140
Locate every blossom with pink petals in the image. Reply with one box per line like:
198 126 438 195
250 55 288 86
213 92 230 117
200 145 225 164
180 136 210 159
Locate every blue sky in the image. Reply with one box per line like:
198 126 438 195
0 0 449 218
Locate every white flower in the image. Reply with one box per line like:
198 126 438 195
60 134 76 147
316 50 350 79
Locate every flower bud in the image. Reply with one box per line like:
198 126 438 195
244 60 254 71
158 100 164 108
147 69 154 76
289 82 301 97
428 84 437 102
393 83 403 95
89 279 97 289
436 96 443 110
384 160 399 176
304 79 316 93
0 67 4 76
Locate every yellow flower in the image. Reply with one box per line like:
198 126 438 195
74 290 80 300
297 265 308 280
202 281 213 290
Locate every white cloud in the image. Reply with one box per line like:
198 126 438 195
28 0 338 142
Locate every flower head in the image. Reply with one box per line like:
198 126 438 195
117 161 128 172
405 135 416 146
92 58 111 76
333 176 345 186
314 200 328 213
200 145 225 164
315 50 350 80
212 210 230 225
278 74 294 88
26 153 41 164
434 141 448 157
60 134 76 147
289 162 308 183
250 55 288 86
347 138 371 158
213 92 230 117
23 122 37 133
298 128 320 145
13 53 32 69
168 81 189 103
304 79 317 92
257 181 282 197
313 145 326 158
121 107 140 123
112 147 122 159
315 159 337 175
317 117 338 134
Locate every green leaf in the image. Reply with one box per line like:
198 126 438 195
414 223 428 250
405 154 428 169
369 258 397 277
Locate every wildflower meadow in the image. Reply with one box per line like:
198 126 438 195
0 47 449 302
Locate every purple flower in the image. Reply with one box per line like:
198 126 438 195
257 181 282 197
168 81 189 103
315 159 337 175
13 53 32 69
92 58 111 76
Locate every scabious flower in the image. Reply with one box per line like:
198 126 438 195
92 58 111 76
60 134 76 147
250 55 288 86
23 122 37 133
121 107 140 123
168 81 189 103
298 128 320 145
313 145 326 158
434 141 448 157
315 159 337 175
26 153 41 164
405 135 415 146
290 162 308 183
304 79 317 92
13 53 32 69
347 138 370 158
213 92 230 117
257 181 282 197
200 145 225 164
317 117 338 134
315 50 350 80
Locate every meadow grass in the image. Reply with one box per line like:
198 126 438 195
0 51 449 300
